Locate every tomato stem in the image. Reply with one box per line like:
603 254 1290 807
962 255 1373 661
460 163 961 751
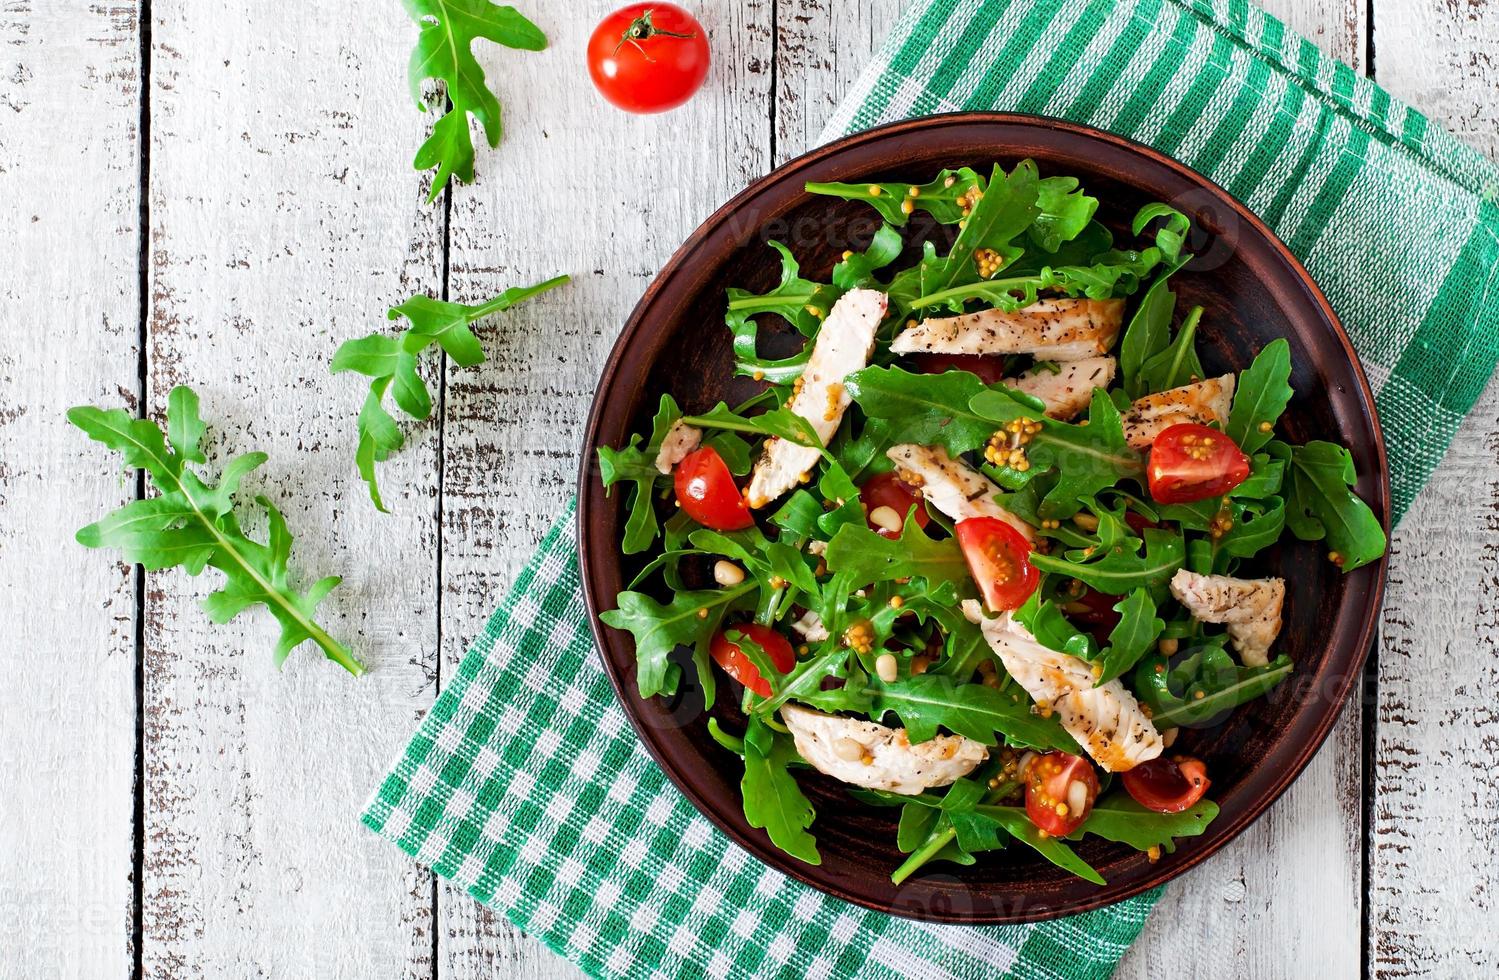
615 9 698 61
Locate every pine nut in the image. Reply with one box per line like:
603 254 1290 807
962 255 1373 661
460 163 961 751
868 505 903 534
875 653 899 683
1071 512 1100 532
832 738 864 762
713 561 745 586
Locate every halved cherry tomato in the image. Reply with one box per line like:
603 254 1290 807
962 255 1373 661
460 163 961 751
710 623 795 698
859 471 929 538
587 4 710 114
1025 750 1100 837
674 446 753 530
955 517 1039 611
1122 756 1211 813
907 352 1009 385
1147 423 1250 503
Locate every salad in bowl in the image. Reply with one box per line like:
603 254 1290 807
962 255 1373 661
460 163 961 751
593 160 1386 886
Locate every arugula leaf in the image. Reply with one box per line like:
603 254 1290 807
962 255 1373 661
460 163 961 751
597 394 682 555
1227 339 1293 453
1135 643 1293 727
1093 588 1165 683
973 388 1142 519
332 275 568 510
683 401 823 449
727 242 843 382
1231 447 1287 499
742 715 821 865
1031 527 1186 596
600 583 755 699
858 674 1081 751
1136 306 1205 395
822 515 970 593
915 161 1043 306
404 0 549 199
805 167 989 227
1212 496 1286 570
1013 592 1096 658
845 365 1031 456
966 805 1105 884
1070 794 1218 851
1284 441 1387 571
1118 276 1178 399
1030 175 1100 252
70 387 361 676
833 223 904 289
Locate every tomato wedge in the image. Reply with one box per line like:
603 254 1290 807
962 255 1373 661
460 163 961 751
710 624 796 698
907 352 1009 385
1122 756 1211 813
955 517 1039 611
859 472 929 538
1147 423 1250 503
674 446 753 530
1025 751 1100 837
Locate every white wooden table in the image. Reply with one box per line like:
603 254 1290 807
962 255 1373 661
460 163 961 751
3 2 1495 977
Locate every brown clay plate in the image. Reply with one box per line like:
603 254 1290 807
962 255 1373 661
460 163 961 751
576 113 1390 923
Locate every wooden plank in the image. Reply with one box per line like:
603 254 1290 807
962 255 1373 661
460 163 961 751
433 2 777 975
140 3 442 976
773 0 906 164
0 4 140 978
1117 1 1368 975
1366 2 1499 972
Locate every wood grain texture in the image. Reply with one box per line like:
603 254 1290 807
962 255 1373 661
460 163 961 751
1368 2 1499 974
0 4 140 979
433 1 777 973
141 2 440 976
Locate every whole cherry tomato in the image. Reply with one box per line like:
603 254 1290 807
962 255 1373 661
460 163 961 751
859 471 929 538
674 446 753 530
587 4 710 113
711 623 795 698
907 352 1010 385
955 516 1040 611
1025 750 1100 837
1146 423 1250 503
1122 756 1211 813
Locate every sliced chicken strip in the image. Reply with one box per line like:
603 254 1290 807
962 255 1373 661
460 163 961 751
1121 374 1235 449
890 298 1125 361
790 609 830 644
780 703 988 796
653 419 702 474
745 288 887 508
964 600 1163 772
886 443 1033 541
1005 356 1117 420
1169 569 1286 667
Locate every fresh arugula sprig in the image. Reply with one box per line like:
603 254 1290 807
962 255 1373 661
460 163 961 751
404 0 549 199
742 715 821 864
1136 639 1293 727
331 275 569 511
1284 441 1388 571
727 242 845 384
70 387 362 676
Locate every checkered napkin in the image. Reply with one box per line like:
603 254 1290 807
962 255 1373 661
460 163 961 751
363 1 1499 977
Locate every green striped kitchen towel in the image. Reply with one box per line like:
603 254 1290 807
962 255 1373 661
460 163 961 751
363 1 1499 978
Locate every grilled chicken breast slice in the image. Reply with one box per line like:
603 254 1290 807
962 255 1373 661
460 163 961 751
653 419 702 474
1121 374 1236 449
1006 356 1117 420
780 703 988 795
745 288 887 507
965 600 1163 772
1169 569 1286 667
890 298 1125 361
886 443 1033 541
